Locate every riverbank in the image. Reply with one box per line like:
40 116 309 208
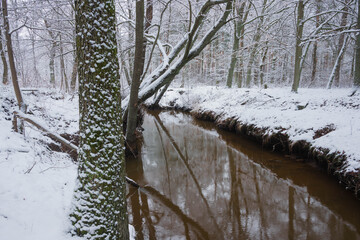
145 87 360 197
0 87 135 240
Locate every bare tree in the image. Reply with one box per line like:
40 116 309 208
354 0 360 89
0 24 9 85
1 0 24 110
291 0 305 93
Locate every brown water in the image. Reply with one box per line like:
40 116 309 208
126 110 360 240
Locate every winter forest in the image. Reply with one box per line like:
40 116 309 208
0 0 359 91
1 0 360 239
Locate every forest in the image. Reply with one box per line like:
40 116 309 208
0 0 360 239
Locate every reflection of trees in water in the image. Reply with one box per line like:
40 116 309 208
153 112 224 239
127 111 360 239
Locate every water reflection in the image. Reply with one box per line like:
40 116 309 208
126 110 360 240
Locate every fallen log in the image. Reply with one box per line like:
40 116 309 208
13 111 78 154
13 112 142 187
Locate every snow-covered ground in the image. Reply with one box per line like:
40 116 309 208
152 86 360 173
1 85 359 239
0 88 80 240
0 87 134 240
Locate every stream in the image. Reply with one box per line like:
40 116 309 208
126 110 360 240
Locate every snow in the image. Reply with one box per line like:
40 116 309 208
152 86 360 173
0 87 135 240
1 84 359 239
0 88 79 240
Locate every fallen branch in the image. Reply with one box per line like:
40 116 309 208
13 111 77 153
13 112 142 186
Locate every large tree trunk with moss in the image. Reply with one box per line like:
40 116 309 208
353 1 360 89
70 0 129 239
291 0 305 93
125 0 146 153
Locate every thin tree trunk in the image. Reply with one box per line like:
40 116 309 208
30 31 40 85
0 26 9 85
226 2 246 88
354 0 360 89
327 36 349 89
59 35 68 92
44 20 57 87
334 1 349 87
310 0 321 84
245 0 267 87
49 42 56 87
311 42 318 84
259 45 268 87
125 0 145 150
2 0 24 110
291 0 305 93
70 56 77 92
237 26 246 88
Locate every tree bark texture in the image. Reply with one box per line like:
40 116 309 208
125 0 145 148
2 0 24 110
310 0 321 84
226 2 246 88
245 0 267 87
0 26 9 85
70 0 129 239
70 56 77 92
334 1 349 87
291 0 305 93
353 0 360 88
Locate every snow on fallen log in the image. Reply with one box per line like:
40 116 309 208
13 111 138 186
13 111 78 153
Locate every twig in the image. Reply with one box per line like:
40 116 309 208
24 161 37 174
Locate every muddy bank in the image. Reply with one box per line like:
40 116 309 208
144 89 360 198
191 109 358 198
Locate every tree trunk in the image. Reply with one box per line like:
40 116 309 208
44 20 57 87
71 0 129 239
226 2 246 88
59 35 68 92
125 0 146 151
0 26 9 85
291 0 305 93
353 0 360 88
49 42 56 87
310 0 320 85
334 1 349 87
237 24 246 88
259 45 268 87
245 0 267 87
2 0 24 110
327 35 349 89
311 42 318 84
70 56 77 92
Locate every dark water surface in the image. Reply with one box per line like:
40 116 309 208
126 110 360 240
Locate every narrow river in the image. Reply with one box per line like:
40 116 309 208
126 110 360 240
